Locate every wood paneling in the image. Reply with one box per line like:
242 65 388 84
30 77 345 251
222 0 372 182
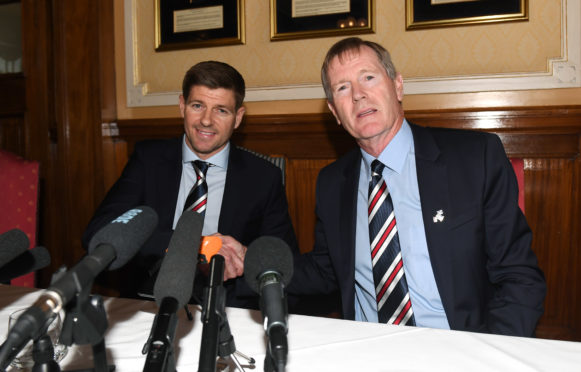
0 74 25 155
17 0 116 286
115 107 581 341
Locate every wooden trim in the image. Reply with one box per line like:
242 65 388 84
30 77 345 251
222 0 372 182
117 106 581 158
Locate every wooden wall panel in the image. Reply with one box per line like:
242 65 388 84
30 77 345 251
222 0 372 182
18 0 117 286
525 158 581 340
0 74 25 155
112 107 581 341
286 159 334 254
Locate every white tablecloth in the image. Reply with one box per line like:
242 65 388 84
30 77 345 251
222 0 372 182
1 285 580 371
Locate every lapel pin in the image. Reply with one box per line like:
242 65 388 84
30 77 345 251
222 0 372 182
433 209 445 223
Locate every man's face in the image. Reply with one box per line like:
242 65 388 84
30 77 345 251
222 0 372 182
326 46 404 156
179 85 245 160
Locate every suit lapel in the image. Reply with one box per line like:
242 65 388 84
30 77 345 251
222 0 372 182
410 124 456 320
338 150 361 319
218 146 240 234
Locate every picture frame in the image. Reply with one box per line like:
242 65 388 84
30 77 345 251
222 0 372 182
270 0 374 41
155 0 245 51
406 0 528 30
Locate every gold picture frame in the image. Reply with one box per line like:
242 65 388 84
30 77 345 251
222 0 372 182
155 0 245 51
406 0 528 30
270 0 374 41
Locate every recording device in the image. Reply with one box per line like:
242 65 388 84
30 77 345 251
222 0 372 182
0 206 158 370
0 246 50 282
143 209 202 372
244 236 294 372
0 228 30 268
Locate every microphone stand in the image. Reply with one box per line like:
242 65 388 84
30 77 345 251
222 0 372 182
58 284 115 372
198 256 254 372
0 315 59 371
32 334 61 372
0 273 114 372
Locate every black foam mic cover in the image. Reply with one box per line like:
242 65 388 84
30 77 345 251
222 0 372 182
244 236 294 293
0 229 30 268
88 206 159 270
0 246 50 282
153 209 203 308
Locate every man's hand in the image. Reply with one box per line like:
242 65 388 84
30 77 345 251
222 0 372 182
212 233 247 281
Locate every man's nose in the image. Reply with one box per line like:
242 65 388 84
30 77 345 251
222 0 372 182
352 83 366 102
200 109 212 126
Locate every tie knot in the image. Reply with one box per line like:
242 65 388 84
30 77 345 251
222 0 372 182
193 160 209 176
371 159 385 177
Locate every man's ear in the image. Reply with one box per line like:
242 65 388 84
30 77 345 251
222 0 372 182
178 95 186 118
394 73 404 102
234 106 246 129
327 101 341 125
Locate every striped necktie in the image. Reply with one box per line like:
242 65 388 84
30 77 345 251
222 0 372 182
368 159 415 325
184 160 209 217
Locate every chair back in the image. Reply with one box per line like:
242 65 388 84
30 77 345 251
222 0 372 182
0 150 40 287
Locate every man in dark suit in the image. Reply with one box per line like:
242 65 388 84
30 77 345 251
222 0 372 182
288 37 546 336
83 61 297 309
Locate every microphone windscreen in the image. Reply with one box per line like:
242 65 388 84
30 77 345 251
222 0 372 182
88 206 158 270
244 236 294 293
0 246 51 282
0 229 30 268
153 210 203 308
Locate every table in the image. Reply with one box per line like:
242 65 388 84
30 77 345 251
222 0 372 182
1 285 580 371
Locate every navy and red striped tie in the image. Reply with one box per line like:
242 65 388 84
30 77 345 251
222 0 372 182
184 160 209 217
368 159 415 325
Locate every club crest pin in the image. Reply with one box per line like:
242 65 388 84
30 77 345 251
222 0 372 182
433 209 445 223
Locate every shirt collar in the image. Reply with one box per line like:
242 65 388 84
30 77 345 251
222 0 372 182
181 134 230 169
360 118 413 176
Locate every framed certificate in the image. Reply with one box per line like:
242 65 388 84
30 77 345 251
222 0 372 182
155 0 245 51
270 0 374 41
406 0 528 30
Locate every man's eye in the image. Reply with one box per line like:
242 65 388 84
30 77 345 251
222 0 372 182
336 85 347 92
191 103 203 110
365 75 374 81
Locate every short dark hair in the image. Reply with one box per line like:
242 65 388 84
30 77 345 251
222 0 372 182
182 61 246 109
321 37 397 103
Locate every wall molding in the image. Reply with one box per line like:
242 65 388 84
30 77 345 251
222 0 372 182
125 0 581 107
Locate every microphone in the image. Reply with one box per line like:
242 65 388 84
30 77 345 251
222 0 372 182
143 210 203 372
0 206 158 370
0 229 30 268
198 254 225 372
244 236 294 372
0 246 50 282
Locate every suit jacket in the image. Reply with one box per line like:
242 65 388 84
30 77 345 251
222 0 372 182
83 137 298 309
289 123 546 337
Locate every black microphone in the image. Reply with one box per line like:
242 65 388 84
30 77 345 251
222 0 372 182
0 246 50 282
198 254 225 372
0 228 30 268
244 236 294 372
143 210 202 372
0 206 158 370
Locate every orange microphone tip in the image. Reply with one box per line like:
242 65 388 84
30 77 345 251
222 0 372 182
198 236 222 264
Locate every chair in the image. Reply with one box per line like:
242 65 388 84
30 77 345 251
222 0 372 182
0 149 40 287
237 146 286 185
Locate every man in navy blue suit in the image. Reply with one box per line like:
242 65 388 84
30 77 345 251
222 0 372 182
83 61 297 309
288 37 546 336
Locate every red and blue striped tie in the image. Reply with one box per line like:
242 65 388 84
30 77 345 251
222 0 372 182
368 159 415 325
184 160 209 217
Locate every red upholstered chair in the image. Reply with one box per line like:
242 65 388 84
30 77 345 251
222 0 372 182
0 150 40 287
510 158 525 214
